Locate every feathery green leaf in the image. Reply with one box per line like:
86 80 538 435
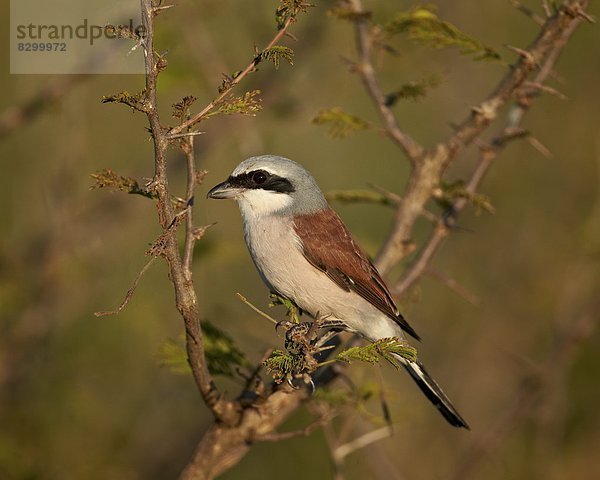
336 338 417 368
214 90 262 116
434 180 496 215
201 321 251 377
384 74 442 106
101 89 147 112
276 0 313 29
269 293 301 323
385 5 501 61
312 107 371 138
261 46 294 69
90 168 155 199
158 322 249 378
326 189 397 207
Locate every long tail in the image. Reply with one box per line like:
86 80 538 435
394 354 469 429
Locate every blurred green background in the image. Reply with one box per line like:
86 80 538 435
1 1 599 479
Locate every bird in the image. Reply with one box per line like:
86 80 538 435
207 155 469 429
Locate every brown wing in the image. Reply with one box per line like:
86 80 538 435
293 208 420 340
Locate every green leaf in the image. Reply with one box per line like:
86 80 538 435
264 349 308 384
385 5 501 61
90 168 155 199
261 46 294 69
158 321 250 378
201 320 251 377
434 180 496 215
276 0 313 29
213 90 262 116
312 107 371 139
101 89 147 112
269 293 301 323
336 337 418 368
325 189 397 207
157 338 191 375
384 74 442 106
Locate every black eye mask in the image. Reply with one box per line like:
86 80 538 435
228 169 295 194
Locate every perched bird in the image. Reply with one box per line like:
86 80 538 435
208 155 468 428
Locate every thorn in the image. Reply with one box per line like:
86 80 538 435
527 136 553 159
284 31 299 41
574 6 596 23
505 45 538 66
369 183 402 205
509 0 544 25
541 0 552 18
168 131 206 140
523 81 567 100
153 4 176 16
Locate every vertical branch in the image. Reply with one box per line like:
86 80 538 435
182 134 197 280
139 0 238 424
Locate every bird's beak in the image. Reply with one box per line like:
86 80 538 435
207 180 241 199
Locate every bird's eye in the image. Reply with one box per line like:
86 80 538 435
253 171 267 185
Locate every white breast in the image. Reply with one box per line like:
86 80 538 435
239 209 403 342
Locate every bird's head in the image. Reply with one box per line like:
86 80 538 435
207 155 328 216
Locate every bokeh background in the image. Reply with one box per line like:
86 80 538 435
1 1 599 479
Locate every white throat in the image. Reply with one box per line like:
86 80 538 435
236 189 294 223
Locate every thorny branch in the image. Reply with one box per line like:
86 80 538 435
139 0 238 424
374 0 590 274
168 15 298 136
392 3 587 295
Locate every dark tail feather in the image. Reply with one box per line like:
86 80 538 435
399 357 469 429
395 312 421 341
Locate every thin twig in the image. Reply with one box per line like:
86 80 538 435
253 413 333 442
168 131 206 139
237 293 279 325
94 256 158 316
348 0 424 164
241 348 273 398
169 16 297 136
333 426 394 462
510 0 545 25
